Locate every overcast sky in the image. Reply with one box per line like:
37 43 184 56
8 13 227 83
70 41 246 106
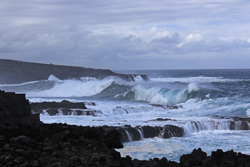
1 0 250 70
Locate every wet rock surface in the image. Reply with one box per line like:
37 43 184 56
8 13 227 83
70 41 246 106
31 100 88 111
151 104 183 110
31 100 102 116
213 116 250 130
150 118 178 122
103 125 184 142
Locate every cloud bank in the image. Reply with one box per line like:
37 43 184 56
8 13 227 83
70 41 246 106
0 0 250 70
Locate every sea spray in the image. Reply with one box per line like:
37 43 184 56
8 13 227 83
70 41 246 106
2 69 250 162
246 109 250 117
28 77 117 97
133 83 200 105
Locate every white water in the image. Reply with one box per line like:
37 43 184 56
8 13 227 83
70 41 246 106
2 70 250 163
246 109 250 117
35 96 250 162
39 100 249 130
149 76 249 83
133 82 199 105
27 77 119 97
118 130 250 162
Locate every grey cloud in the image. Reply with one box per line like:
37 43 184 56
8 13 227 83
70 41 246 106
0 24 250 69
1 0 250 69
151 33 181 44
2 0 249 27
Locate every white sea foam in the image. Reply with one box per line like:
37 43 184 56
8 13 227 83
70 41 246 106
0 80 40 87
246 109 250 117
133 83 198 105
150 76 247 83
133 75 144 82
48 74 62 82
27 77 115 97
38 98 250 128
117 131 250 162
188 82 199 93
80 77 98 82
9 69 250 162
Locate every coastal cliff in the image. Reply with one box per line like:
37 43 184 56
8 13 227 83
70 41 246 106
0 59 148 84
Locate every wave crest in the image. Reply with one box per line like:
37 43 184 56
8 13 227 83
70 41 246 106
133 83 200 105
28 77 116 97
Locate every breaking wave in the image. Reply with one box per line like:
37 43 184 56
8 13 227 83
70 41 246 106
1 74 249 106
27 76 121 97
133 83 200 105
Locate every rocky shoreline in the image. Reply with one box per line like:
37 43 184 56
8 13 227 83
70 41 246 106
2 124 250 167
1 90 250 166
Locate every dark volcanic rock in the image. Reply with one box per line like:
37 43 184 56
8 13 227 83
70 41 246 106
213 116 250 130
115 125 184 142
31 100 87 110
230 120 250 130
0 90 40 126
151 104 183 110
31 100 102 116
0 124 128 167
180 148 207 167
0 123 209 167
0 59 148 84
150 118 177 121
142 125 184 139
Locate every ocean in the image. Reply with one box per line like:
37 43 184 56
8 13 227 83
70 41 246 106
1 69 250 162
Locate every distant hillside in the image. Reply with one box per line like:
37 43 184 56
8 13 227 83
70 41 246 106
0 59 146 84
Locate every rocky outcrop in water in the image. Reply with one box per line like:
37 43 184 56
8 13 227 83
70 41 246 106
0 90 40 126
31 100 102 116
151 104 183 110
214 116 250 130
0 59 148 84
114 125 184 142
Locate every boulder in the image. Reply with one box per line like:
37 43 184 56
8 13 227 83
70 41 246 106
180 148 207 167
0 90 40 126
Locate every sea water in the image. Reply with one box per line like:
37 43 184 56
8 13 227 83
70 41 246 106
1 69 250 162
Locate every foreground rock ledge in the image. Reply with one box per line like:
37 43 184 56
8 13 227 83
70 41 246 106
1 124 250 167
0 123 129 167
